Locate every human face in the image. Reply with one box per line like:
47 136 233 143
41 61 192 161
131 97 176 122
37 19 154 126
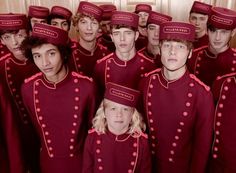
104 99 134 135
32 43 66 82
1 29 27 58
111 27 138 54
77 16 99 42
30 17 47 28
208 28 235 53
161 40 191 76
189 13 208 37
138 11 149 27
100 20 111 34
51 18 70 31
147 24 160 46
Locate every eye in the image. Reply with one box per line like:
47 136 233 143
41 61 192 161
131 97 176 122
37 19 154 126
162 42 170 48
62 22 69 27
48 51 56 56
33 54 41 59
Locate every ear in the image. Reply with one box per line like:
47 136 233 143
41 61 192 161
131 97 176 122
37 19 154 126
110 33 114 42
135 31 139 41
0 37 5 45
231 28 236 38
188 49 193 59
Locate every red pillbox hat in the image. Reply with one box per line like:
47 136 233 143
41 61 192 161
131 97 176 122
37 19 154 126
105 82 140 107
160 21 195 42
99 4 117 21
135 4 152 13
147 11 172 25
0 13 28 30
190 1 212 15
32 23 69 46
50 6 72 20
111 11 139 29
28 5 49 19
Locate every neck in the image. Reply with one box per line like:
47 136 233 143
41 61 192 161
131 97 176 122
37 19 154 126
14 53 27 61
147 43 160 56
163 66 186 81
46 65 67 83
116 48 136 61
196 30 206 39
209 44 229 55
79 38 96 52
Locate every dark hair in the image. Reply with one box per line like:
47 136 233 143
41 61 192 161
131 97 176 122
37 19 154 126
28 17 49 31
111 24 137 32
21 36 71 63
49 14 71 30
0 29 29 37
160 39 193 50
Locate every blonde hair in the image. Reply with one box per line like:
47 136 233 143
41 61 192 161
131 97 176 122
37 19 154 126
92 99 146 135
72 13 97 27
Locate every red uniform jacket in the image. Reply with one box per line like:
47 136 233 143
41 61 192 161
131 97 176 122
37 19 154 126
0 43 10 57
82 129 152 173
188 47 236 88
0 53 40 172
138 47 162 68
21 71 97 173
97 34 116 52
0 81 25 173
135 34 148 51
208 72 236 173
68 42 110 77
139 69 214 173
193 34 209 49
93 52 156 99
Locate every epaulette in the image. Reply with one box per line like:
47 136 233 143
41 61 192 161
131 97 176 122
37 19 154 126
0 53 11 62
88 128 96 134
215 72 236 81
71 71 93 82
138 47 145 53
193 45 208 53
70 40 78 49
144 68 161 77
97 43 108 51
231 48 236 52
96 53 114 63
189 74 210 91
140 132 148 139
24 72 42 83
137 52 154 63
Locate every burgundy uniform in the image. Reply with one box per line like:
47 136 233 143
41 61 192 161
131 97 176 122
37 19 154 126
193 34 209 49
69 42 110 77
135 34 148 51
0 53 40 172
138 47 162 68
139 69 214 173
188 47 236 87
21 71 97 173
82 129 152 173
97 34 116 52
0 82 25 173
208 72 236 173
93 52 156 98
0 43 10 57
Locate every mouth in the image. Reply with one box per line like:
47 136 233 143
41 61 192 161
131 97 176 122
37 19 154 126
119 44 127 48
114 121 123 124
213 42 222 46
167 58 177 62
42 68 53 73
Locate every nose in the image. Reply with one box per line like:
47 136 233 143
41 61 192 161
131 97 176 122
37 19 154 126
120 32 125 41
11 35 18 46
215 31 221 40
42 55 49 67
154 29 159 37
169 45 176 55
87 22 92 30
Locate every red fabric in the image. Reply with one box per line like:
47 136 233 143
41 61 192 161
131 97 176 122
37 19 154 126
111 11 139 29
32 23 69 46
82 130 152 173
51 6 72 20
77 1 103 22
139 69 214 173
160 21 195 42
135 4 152 13
28 5 49 18
190 1 212 15
21 71 97 173
193 34 209 49
138 47 162 68
147 11 172 25
209 7 236 30
209 73 236 172
0 14 27 30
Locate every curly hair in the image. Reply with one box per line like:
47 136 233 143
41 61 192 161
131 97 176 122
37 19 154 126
92 99 146 135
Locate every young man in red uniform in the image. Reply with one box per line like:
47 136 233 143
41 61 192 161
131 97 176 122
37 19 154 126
138 10 172 67
21 23 97 173
188 7 236 88
134 4 152 50
83 82 151 173
208 73 236 173
189 1 212 49
93 10 156 100
70 1 110 77
28 5 50 29
139 21 214 173
97 4 117 52
49 6 72 32
0 13 40 173
0 81 25 173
